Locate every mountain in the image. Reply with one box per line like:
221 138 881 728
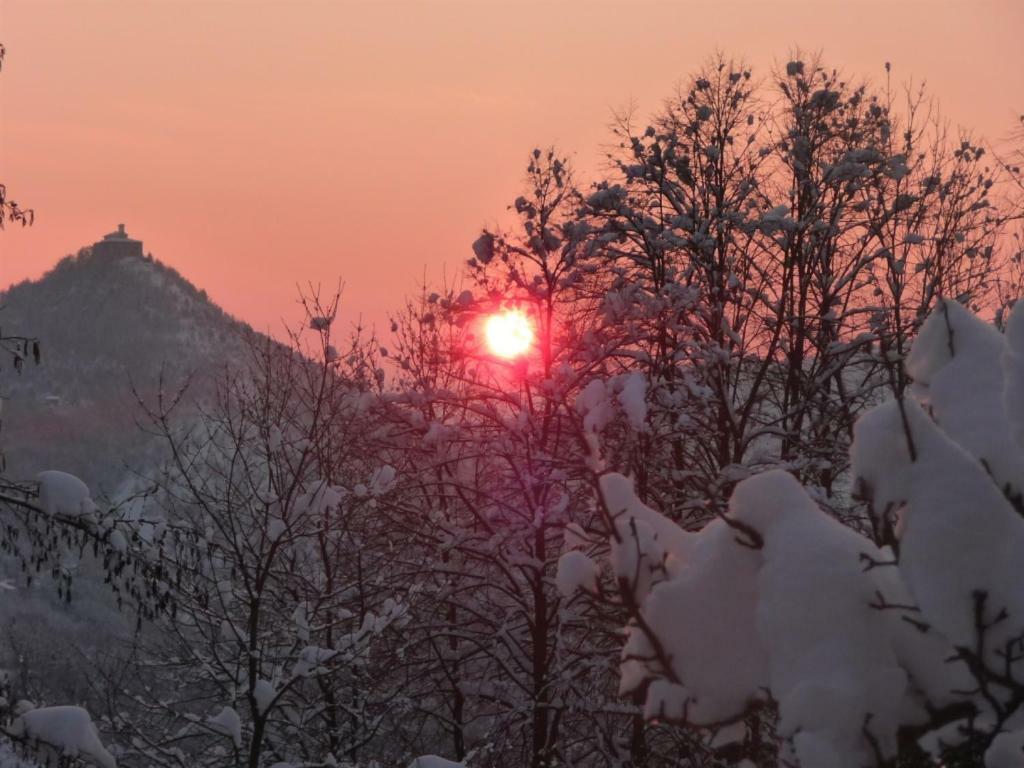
0 235 260 497
0 234 266 709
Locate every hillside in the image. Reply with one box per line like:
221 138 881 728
0 241 259 496
0 239 266 713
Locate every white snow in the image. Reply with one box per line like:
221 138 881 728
253 679 276 715
36 471 97 519
986 728 1024 768
853 398 1024 664
309 315 332 330
611 468 973 767
293 481 346 517
368 464 397 496
617 372 648 431
555 550 599 596
291 646 337 677
576 379 614 433
0 741 38 768
108 527 128 553
267 516 286 542
14 705 116 768
207 706 242 748
600 473 692 563
595 300 1024 766
906 299 1024 497
291 603 310 643
577 374 649 433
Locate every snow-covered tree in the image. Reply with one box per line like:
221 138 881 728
103 294 414 768
560 298 1024 767
375 153 663 766
577 55 1016 527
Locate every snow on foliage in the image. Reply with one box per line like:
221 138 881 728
35 470 96 519
293 479 347 517
853 399 1024 660
576 373 649 434
308 315 332 331
617 372 648 431
10 705 116 768
253 679 276 716
207 706 242 748
906 300 1024 500
571 300 1024 767
555 549 599 597
986 728 1024 768
368 464 397 495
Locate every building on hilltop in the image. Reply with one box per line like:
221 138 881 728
92 223 143 260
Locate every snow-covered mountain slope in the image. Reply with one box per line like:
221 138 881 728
0 246 268 713
0 246 261 496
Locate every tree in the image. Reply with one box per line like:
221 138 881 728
578 55 1016 528
107 293 416 768
560 298 1024 768
376 152 665 766
373 56 1022 767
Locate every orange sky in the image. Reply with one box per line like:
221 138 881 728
2 0 1022 337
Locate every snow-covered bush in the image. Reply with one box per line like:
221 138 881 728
561 299 1024 767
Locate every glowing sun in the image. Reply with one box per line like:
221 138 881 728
484 309 534 359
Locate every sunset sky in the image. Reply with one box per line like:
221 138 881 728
2 0 1022 337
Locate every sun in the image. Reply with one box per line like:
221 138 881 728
484 309 534 359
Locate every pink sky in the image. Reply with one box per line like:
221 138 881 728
2 0 1022 336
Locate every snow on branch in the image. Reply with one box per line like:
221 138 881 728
567 300 1024 767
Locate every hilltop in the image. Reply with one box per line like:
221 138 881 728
0 237 259 495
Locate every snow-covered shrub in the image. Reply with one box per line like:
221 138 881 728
563 299 1024 767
